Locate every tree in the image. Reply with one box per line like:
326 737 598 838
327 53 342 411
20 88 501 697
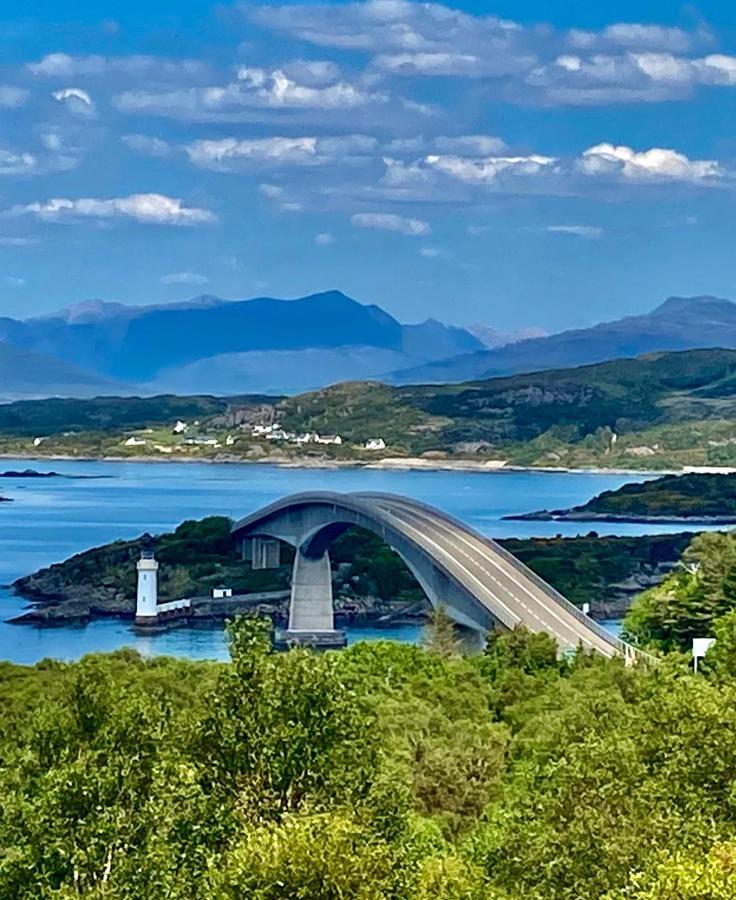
422 605 462 659
624 532 736 650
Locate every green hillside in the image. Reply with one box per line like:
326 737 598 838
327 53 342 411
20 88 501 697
572 473 736 518
4 348 736 469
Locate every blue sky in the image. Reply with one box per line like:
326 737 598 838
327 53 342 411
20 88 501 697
1 1 735 332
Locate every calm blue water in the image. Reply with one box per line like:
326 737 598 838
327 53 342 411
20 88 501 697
0 459 679 665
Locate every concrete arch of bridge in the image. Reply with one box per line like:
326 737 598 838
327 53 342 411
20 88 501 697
231 491 632 659
236 500 496 639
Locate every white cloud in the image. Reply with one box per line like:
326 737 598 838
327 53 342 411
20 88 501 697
527 51 736 104
161 272 209 285
370 140 731 206
351 212 430 236
0 86 29 108
122 134 172 157
235 65 382 108
579 143 723 183
424 152 557 183
186 135 377 170
281 59 342 85
3 275 26 287
419 245 450 258
0 149 38 176
433 135 507 156
249 1 534 77
28 53 205 78
9 193 216 226
0 237 38 246
568 24 696 53
249 3 731 106
114 66 389 122
52 87 96 117
375 51 503 77
546 225 603 239
315 231 335 245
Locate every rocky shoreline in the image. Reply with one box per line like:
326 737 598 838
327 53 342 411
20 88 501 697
0 450 671 477
7 589 427 631
506 510 736 525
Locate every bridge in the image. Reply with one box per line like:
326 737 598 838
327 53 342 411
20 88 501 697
231 491 638 660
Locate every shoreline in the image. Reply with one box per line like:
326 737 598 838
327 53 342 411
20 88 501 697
507 511 736 525
0 450 676 478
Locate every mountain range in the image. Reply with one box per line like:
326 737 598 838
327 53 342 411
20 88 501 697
2 291 736 399
389 295 736 383
0 291 482 399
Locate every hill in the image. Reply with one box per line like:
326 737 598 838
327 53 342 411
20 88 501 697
510 473 736 522
275 348 736 467
391 295 736 383
0 341 119 402
4 348 736 469
0 291 483 394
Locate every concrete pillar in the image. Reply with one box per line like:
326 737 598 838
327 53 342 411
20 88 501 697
252 537 281 570
288 549 335 632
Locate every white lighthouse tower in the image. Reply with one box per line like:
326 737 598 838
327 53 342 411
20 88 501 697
135 533 159 625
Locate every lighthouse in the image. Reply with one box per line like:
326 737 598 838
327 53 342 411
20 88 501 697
135 533 159 625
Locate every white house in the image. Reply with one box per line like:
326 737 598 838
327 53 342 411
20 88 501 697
212 587 233 599
252 423 280 436
365 438 386 451
295 432 319 444
124 436 147 447
315 434 342 445
172 420 188 434
184 437 220 447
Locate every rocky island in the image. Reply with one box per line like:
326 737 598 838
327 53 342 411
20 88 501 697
8 518 694 625
507 472 736 524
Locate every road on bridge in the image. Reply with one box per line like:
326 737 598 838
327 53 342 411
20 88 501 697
356 493 623 657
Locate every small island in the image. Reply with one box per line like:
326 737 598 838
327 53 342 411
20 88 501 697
0 469 107 479
0 469 63 478
7 517 693 625
507 472 736 524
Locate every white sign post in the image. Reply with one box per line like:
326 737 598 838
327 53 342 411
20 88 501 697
692 637 716 673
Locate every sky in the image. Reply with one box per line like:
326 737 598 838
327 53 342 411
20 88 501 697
1 0 735 332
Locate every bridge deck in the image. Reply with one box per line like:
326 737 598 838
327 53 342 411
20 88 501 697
232 491 645 660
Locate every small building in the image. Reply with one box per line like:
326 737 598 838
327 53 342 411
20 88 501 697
172 420 188 434
32 437 45 447
316 434 342 445
365 438 386 451
212 587 233 599
135 535 192 626
124 436 147 447
184 437 220 447
252 423 280 436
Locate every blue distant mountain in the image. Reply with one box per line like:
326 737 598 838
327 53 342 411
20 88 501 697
389 295 736 384
0 291 483 395
4 292 736 399
0 341 119 402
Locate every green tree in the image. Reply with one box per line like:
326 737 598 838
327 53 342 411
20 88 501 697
624 532 736 650
422 605 462 659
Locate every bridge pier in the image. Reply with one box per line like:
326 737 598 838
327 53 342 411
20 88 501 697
275 548 346 649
